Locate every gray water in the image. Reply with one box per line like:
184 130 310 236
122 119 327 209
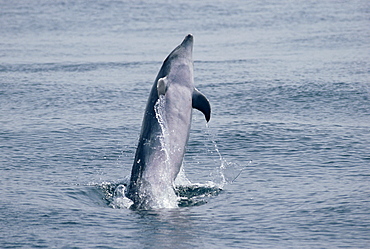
1 0 369 248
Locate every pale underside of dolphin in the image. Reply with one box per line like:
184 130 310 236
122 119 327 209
127 34 211 209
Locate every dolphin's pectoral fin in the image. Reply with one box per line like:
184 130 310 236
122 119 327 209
157 77 168 96
192 88 211 122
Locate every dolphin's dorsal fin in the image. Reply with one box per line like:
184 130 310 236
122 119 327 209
157 77 168 96
192 88 211 122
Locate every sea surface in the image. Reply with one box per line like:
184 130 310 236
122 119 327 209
1 0 369 248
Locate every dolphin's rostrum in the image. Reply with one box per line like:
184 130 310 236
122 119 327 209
127 34 211 209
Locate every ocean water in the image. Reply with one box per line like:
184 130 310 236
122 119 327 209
1 0 369 248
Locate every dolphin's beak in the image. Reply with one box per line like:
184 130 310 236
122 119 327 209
181 34 193 48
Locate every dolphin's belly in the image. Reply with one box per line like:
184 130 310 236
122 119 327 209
164 91 192 180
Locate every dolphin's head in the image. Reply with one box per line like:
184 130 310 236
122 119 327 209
178 34 194 56
166 34 193 63
156 34 195 91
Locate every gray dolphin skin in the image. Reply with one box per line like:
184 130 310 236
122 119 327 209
127 34 211 209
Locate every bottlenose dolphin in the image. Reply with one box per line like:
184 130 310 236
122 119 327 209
127 34 211 209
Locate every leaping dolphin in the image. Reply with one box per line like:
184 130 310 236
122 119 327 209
127 34 211 209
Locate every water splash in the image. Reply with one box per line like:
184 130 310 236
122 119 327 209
154 95 170 154
99 180 134 209
151 95 179 208
110 184 134 209
154 95 172 179
100 181 222 209
205 123 251 188
105 96 246 209
174 165 192 186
